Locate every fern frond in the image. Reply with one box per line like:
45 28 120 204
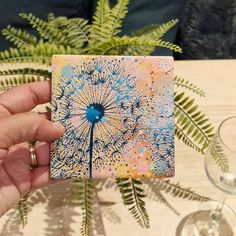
132 24 161 36
0 68 50 77
152 19 179 39
107 0 129 39
17 193 30 228
0 42 78 65
89 0 129 45
47 13 56 22
73 180 95 236
209 135 229 172
90 0 111 43
50 17 90 48
19 13 50 40
0 75 49 91
89 36 182 55
174 91 215 153
116 178 149 228
121 19 178 55
174 76 206 97
2 25 37 48
175 124 203 153
158 180 209 202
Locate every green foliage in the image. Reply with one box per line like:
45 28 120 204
0 68 50 77
90 0 111 44
158 180 209 202
0 42 79 65
19 13 49 40
0 0 181 65
19 13 90 50
116 178 149 228
90 36 182 55
73 180 95 236
174 76 206 97
0 68 50 91
0 75 46 91
209 135 229 172
17 193 30 228
2 25 37 48
174 91 215 153
123 19 178 56
90 0 129 44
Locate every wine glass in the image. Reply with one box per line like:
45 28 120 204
184 116 236 236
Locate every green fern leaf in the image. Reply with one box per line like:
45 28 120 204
0 68 50 77
2 25 37 48
0 72 49 91
19 13 52 41
116 178 149 228
175 124 203 153
0 42 79 65
122 19 178 55
89 0 129 45
157 180 209 202
174 76 206 97
174 91 216 154
47 17 90 48
132 24 161 37
90 0 111 43
47 13 56 22
89 36 182 55
17 193 30 228
73 180 95 236
208 134 229 172
106 0 129 39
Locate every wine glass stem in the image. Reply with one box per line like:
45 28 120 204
208 196 227 233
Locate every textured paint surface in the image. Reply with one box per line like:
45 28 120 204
51 55 174 179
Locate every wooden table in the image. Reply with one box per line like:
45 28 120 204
1 60 236 236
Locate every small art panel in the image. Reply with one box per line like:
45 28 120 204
51 55 174 179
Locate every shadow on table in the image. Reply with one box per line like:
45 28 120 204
176 211 233 236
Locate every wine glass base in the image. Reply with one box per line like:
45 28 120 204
183 200 236 236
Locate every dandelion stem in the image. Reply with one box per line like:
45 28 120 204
89 122 95 178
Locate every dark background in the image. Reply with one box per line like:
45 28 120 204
0 0 236 59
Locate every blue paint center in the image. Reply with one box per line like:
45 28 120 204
86 103 105 124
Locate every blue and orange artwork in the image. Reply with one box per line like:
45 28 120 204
51 55 174 179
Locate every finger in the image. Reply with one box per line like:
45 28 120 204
0 81 51 117
39 112 51 121
7 142 51 166
31 166 63 190
34 142 51 166
0 112 64 154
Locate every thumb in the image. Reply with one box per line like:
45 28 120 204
0 112 64 159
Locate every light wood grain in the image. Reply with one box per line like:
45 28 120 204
0 60 236 236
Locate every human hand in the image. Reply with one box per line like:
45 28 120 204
0 81 65 216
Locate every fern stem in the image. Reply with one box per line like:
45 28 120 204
131 179 149 228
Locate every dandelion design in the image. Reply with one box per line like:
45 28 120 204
51 55 174 179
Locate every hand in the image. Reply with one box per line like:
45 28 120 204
0 81 65 216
